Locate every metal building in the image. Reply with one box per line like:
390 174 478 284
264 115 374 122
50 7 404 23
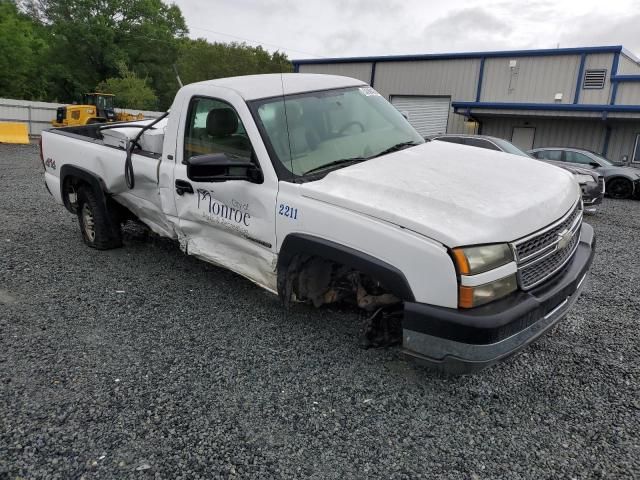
293 45 640 164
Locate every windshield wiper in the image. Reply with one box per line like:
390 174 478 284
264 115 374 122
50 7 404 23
373 141 421 158
303 157 368 176
301 141 421 176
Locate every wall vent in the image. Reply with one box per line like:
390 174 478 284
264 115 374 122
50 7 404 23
582 69 606 89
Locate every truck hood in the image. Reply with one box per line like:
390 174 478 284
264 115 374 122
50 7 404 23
300 141 579 247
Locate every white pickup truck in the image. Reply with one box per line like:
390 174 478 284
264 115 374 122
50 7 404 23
41 73 595 373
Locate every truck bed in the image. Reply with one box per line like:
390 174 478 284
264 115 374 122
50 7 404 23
42 119 175 238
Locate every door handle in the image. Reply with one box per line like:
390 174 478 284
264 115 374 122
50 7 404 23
175 179 194 195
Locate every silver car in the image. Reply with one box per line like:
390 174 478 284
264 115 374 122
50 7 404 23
430 135 604 212
528 147 640 200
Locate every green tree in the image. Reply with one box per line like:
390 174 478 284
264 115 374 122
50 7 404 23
0 1 49 99
21 0 187 106
176 39 292 87
96 62 157 110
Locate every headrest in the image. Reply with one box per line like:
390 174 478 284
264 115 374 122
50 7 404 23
206 108 238 136
285 101 304 123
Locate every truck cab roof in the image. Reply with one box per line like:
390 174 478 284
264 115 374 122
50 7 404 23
188 73 366 101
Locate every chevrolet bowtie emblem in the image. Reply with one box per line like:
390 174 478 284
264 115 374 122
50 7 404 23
557 229 572 251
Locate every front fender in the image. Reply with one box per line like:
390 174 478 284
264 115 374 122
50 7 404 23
277 233 415 302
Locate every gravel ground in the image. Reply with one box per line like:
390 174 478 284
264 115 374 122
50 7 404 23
1 143 639 480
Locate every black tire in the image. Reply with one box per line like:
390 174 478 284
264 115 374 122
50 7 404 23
607 177 634 200
76 186 123 250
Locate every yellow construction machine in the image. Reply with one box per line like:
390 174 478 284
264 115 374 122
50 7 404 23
51 93 144 127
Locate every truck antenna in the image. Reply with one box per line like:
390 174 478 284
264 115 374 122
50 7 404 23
173 64 184 88
280 72 294 173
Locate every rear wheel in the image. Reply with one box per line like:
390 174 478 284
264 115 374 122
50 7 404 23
76 186 122 249
607 177 633 199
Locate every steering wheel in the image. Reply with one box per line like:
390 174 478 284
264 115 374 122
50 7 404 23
339 121 365 134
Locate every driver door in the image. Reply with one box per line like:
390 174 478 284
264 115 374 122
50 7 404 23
173 95 278 292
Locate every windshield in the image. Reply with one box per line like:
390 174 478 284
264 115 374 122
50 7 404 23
252 86 424 177
97 95 114 110
590 152 614 166
492 138 531 158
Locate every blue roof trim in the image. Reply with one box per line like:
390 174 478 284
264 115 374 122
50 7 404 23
292 45 624 65
611 75 640 82
610 52 620 105
573 53 586 104
475 57 485 102
451 101 640 113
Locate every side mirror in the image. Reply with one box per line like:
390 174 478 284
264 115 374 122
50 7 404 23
184 153 263 183
589 162 600 168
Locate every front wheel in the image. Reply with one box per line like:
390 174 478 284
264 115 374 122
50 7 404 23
607 178 634 199
76 186 123 249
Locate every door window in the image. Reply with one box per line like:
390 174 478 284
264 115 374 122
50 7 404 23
564 151 592 165
537 150 563 161
184 97 252 162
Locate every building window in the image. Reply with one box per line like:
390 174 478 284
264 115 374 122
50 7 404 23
582 69 607 89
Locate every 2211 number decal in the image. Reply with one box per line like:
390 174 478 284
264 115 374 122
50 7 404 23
278 203 298 220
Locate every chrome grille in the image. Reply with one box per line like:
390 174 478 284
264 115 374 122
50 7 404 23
512 202 582 290
519 230 579 288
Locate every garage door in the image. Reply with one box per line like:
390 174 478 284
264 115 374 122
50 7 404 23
390 96 450 137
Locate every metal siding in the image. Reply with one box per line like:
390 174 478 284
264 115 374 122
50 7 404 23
608 112 640 119
478 118 511 138
0 98 62 136
480 55 582 103
373 59 480 134
606 122 640 162
614 83 640 105
618 54 640 75
297 63 373 84
480 117 606 152
390 96 450 136
580 53 614 104
0 98 163 136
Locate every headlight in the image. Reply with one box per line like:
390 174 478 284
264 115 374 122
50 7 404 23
575 174 595 184
452 243 517 308
459 274 518 308
452 243 513 275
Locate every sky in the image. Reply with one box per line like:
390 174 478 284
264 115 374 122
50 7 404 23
171 0 640 61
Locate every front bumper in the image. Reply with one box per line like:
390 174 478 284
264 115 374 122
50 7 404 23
402 223 595 374
581 183 604 212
